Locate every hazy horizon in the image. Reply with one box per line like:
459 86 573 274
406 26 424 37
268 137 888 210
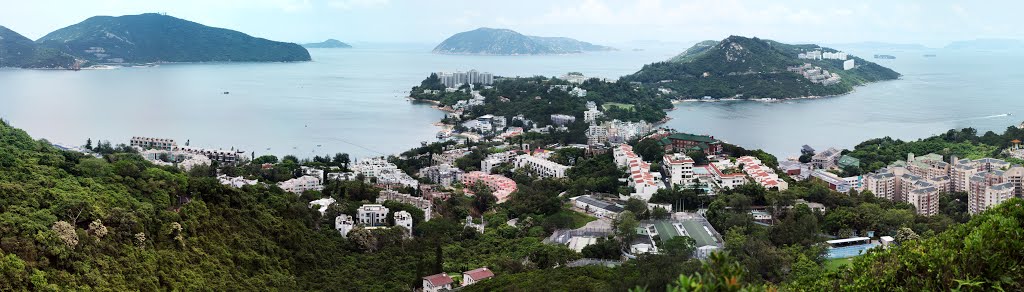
2 0 1022 48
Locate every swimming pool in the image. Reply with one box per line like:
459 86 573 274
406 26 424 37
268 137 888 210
826 243 880 259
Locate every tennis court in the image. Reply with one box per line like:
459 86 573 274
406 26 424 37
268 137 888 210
650 220 718 247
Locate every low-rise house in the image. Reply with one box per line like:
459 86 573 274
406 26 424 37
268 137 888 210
462 171 518 203
357 204 390 226
550 114 577 126
377 190 433 221
335 214 354 237
308 198 335 216
571 195 624 219
394 211 413 236
423 273 454 292
217 174 258 188
462 267 495 287
420 163 464 187
277 175 323 194
812 147 842 169
514 154 570 178
737 156 788 191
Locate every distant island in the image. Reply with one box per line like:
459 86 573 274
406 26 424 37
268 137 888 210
22 13 309 67
621 36 901 100
874 54 896 59
0 25 77 69
302 39 352 49
432 27 614 55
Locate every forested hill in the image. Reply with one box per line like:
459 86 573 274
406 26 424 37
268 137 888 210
432 27 613 55
0 25 76 69
0 120 417 290
621 36 901 100
36 13 310 64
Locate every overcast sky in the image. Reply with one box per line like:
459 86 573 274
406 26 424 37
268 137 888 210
1 0 1020 47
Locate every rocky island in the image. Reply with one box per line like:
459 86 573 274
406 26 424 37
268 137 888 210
302 39 353 48
432 27 613 55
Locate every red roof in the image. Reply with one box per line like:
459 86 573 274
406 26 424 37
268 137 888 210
424 273 453 286
464 267 495 281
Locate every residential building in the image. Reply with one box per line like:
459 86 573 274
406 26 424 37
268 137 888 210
514 154 570 178
130 136 177 150
663 153 695 187
326 172 357 181
423 273 454 292
335 214 354 237
436 70 493 88
432 149 471 166
584 108 603 123
614 144 665 200
420 163 464 187
737 156 789 191
462 268 495 287
550 114 577 126
357 204 390 226
480 151 518 174
704 164 749 189
586 124 608 146
352 157 419 188
462 171 518 203
812 147 842 169
217 174 258 188
308 198 335 216
605 120 652 144
571 195 625 219
300 166 325 182
863 166 940 215
656 132 722 155
377 190 433 221
277 175 322 194
394 211 413 236
569 87 587 97
810 170 859 193
175 146 246 165
843 59 855 70
561 72 588 84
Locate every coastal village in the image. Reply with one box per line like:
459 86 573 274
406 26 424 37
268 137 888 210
54 69 1024 290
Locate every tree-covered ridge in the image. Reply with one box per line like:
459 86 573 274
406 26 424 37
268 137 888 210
36 13 310 64
432 27 613 55
622 36 901 100
0 25 76 69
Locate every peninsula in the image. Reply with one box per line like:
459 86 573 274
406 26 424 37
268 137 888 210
621 36 901 100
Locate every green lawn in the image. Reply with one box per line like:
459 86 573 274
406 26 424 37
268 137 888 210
602 102 635 111
561 207 597 229
824 258 854 271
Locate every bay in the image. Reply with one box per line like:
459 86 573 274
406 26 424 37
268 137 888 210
1 44 1021 160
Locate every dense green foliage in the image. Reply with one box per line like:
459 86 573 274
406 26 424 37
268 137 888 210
0 25 76 69
432 27 612 55
622 36 901 99
37 13 310 63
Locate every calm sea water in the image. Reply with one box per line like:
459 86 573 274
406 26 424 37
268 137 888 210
1 44 1021 159
0 43 678 158
665 49 1024 158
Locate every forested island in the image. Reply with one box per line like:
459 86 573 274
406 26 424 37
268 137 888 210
302 39 353 49
1 13 310 68
621 36 901 100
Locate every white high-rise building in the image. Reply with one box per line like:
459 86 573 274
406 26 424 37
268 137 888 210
663 153 695 187
843 59 855 70
394 211 413 236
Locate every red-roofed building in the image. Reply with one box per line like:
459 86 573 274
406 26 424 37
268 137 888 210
462 267 495 287
423 273 453 292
